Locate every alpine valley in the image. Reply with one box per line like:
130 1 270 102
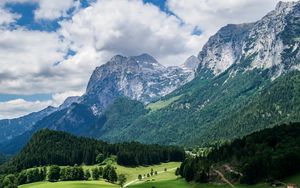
1 1 300 154
1 1 300 188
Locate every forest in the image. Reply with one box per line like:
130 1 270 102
179 122 300 185
0 129 185 174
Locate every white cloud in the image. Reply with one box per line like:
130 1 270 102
34 0 79 20
167 0 297 50
0 6 20 26
59 0 199 66
0 99 52 119
1 0 79 20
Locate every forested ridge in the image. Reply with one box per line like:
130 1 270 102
179 122 300 185
0 129 185 174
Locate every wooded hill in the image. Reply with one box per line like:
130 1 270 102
179 122 300 185
0 129 185 174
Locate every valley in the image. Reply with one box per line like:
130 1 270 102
0 1 299 188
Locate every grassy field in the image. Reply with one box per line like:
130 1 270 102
81 161 181 183
129 170 300 188
146 95 182 111
18 164 300 188
19 181 118 188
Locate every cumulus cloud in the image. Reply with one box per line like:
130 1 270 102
0 28 70 94
167 0 296 49
34 0 79 20
1 0 79 20
59 0 199 66
0 7 20 26
0 99 52 119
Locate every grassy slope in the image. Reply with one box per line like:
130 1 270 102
129 167 300 188
146 95 182 111
83 162 181 183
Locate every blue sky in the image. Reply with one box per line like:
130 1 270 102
0 0 288 119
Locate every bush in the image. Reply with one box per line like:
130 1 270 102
3 174 18 188
48 165 60 182
118 174 126 187
91 168 100 180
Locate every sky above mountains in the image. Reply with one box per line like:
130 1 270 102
0 0 295 119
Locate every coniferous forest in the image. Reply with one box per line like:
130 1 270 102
179 122 300 185
0 129 185 174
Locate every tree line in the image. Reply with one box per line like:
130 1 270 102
179 122 300 185
0 164 126 188
0 129 185 174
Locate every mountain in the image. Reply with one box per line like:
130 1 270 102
82 53 194 115
2 1 300 153
0 54 195 154
0 96 80 145
0 106 56 144
89 1 300 145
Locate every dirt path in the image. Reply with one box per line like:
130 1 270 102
214 169 235 188
124 167 177 187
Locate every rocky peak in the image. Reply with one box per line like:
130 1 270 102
197 23 254 75
275 1 297 12
58 96 80 110
84 53 194 115
183 55 200 71
197 1 300 77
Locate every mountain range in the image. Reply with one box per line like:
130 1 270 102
0 1 299 154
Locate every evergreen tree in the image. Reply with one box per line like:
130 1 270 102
48 165 60 182
84 169 91 180
118 174 126 187
91 168 100 180
2 174 17 188
108 168 118 183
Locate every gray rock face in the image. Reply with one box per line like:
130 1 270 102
197 1 300 78
83 53 195 115
197 23 254 75
0 106 57 143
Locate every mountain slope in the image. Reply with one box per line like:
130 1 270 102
180 122 300 184
0 54 195 154
91 1 300 146
0 106 57 144
0 129 185 173
83 53 194 115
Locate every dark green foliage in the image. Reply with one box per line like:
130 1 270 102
96 153 105 164
17 167 46 185
138 174 142 180
108 167 117 183
91 167 100 180
180 123 300 185
0 129 184 174
118 174 126 187
84 169 91 180
91 70 300 147
102 165 111 180
48 165 60 182
2 174 17 188
92 98 149 140
102 165 117 183
175 168 180 176
60 165 84 181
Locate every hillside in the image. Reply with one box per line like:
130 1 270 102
179 122 300 185
0 129 184 174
